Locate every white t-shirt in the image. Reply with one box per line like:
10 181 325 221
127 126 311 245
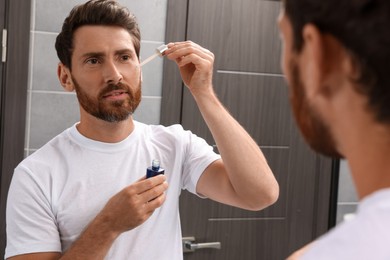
302 188 390 260
5 122 220 260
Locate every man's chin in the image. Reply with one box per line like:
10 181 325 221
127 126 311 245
97 114 132 123
92 108 135 123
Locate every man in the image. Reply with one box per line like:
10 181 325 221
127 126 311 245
278 0 390 259
5 1 278 259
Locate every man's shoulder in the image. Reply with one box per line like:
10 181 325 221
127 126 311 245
301 189 390 259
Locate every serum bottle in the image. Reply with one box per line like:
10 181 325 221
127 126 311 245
146 159 165 178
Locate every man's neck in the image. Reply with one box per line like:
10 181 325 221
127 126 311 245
76 115 135 143
344 123 390 200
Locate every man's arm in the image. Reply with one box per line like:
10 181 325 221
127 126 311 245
7 175 168 260
165 41 279 211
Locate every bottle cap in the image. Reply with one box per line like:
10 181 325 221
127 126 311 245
152 159 160 170
156 44 168 56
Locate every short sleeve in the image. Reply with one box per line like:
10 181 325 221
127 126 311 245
179 129 221 196
5 165 62 258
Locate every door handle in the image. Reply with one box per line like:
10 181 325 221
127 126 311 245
182 236 221 253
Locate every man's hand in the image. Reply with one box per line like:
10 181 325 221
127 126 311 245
165 41 214 95
97 174 168 234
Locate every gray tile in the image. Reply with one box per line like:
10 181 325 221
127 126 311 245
120 0 168 42
337 160 359 203
35 0 86 32
133 96 161 124
140 41 165 96
24 91 32 149
24 149 29 159
31 32 63 91
30 0 36 31
29 92 79 149
336 203 358 225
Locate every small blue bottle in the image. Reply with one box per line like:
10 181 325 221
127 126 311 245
146 159 165 178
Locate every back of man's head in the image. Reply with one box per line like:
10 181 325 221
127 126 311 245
283 0 390 124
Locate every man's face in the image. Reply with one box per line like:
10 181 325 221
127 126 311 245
278 11 342 158
69 25 141 122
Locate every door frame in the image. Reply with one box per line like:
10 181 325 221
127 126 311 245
160 0 338 241
0 0 31 256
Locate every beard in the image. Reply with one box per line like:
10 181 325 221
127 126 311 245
72 76 142 123
288 59 343 158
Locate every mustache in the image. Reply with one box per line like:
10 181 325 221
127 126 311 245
99 82 129 98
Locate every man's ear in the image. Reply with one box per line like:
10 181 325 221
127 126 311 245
300 23 327 98
57 63 74 92
301 23 345 99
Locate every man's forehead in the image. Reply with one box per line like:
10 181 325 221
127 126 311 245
72 25 136 53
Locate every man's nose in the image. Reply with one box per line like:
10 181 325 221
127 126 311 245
103 61 123 84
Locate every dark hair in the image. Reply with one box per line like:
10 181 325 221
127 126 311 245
283 0 390 123
55 0 141 70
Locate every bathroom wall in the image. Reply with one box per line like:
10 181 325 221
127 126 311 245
26 0 167 155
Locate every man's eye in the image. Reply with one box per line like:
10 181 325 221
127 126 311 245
86 58 99 64
121 55 131 61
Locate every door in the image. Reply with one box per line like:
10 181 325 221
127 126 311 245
0 0 31 256
161 1 337 259
0 0 4 114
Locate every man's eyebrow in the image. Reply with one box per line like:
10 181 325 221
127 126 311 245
115 48 136 55
80 49 135 58
81 52 105 59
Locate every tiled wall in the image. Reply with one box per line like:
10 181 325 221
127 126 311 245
26 0 167 155
336 160 358 223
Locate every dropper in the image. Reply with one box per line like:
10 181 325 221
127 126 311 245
140 44 168 67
